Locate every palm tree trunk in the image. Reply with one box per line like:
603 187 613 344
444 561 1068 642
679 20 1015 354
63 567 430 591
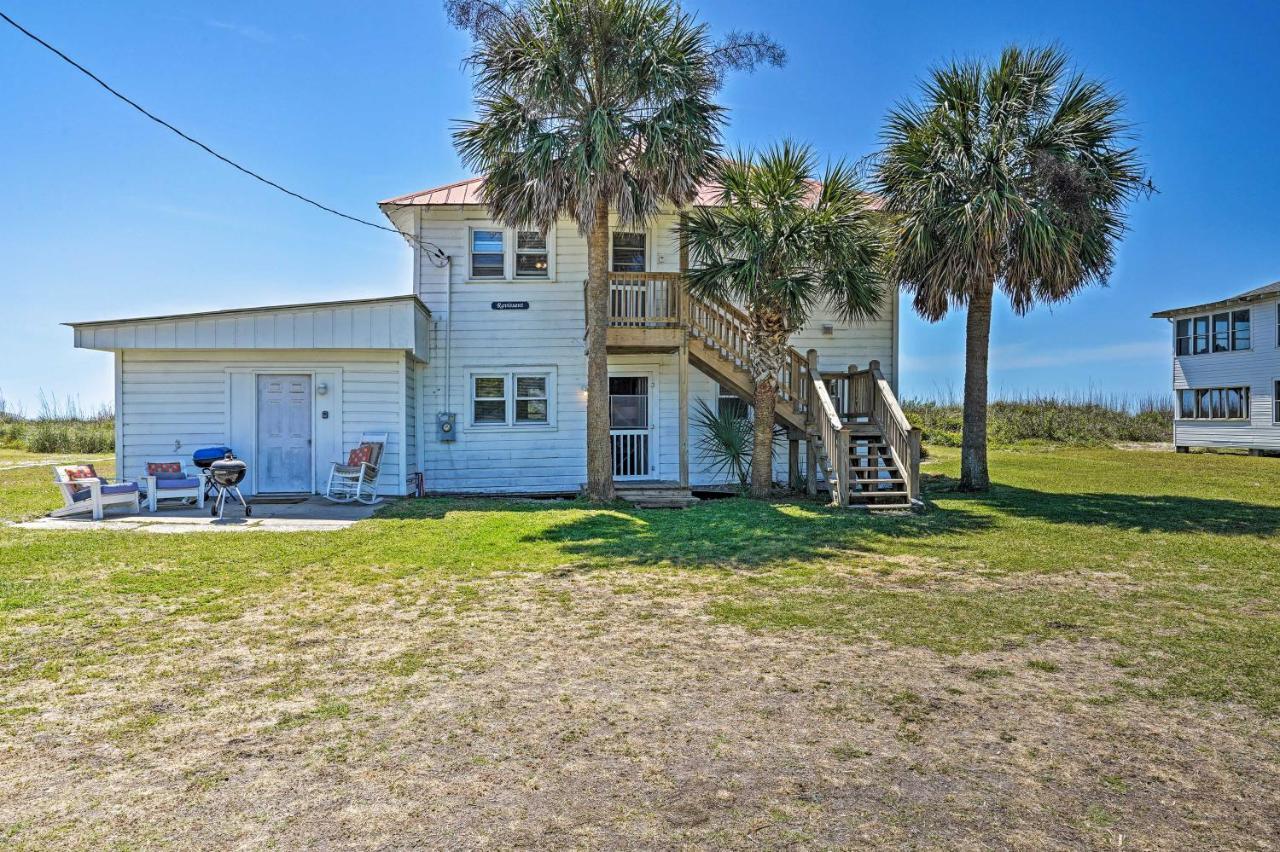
750 375 777 498
584 203 615 502
959 284 993 491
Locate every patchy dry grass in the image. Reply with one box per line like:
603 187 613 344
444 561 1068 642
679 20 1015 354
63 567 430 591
0 446 1278 847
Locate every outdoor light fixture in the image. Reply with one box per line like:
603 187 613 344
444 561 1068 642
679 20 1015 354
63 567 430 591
316 382 329 396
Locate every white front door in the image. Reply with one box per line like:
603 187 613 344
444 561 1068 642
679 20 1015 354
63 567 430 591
609 373 657 480
256 374 312 493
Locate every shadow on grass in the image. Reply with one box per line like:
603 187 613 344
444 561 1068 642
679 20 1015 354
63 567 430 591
382 492 994 568
925 473 1280 536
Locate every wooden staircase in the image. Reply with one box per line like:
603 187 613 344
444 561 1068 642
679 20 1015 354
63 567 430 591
596 272 921 510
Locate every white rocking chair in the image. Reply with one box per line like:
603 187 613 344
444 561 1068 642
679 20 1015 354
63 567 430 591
51 463 141 521
325 432 387 505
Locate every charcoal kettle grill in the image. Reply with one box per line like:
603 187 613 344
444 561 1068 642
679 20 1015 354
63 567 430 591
206 452 251 520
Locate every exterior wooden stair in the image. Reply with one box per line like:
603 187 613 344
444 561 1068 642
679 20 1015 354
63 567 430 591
614 480 700 509
595 272 921 510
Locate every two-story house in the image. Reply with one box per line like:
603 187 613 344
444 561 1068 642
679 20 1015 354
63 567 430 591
68 177 917 507
1153 280 1280 453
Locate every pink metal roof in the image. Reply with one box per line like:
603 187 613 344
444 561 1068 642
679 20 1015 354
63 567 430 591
380 176 873 209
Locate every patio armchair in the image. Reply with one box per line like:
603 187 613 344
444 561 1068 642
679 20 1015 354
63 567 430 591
51 463 140 521
142 460 205 512
324 432 387 505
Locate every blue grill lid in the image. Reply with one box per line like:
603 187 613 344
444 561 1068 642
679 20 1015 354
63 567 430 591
192 446 233 464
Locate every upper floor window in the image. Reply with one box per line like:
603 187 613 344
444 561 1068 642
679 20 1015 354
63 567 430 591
1176 386 1249 420
612 232 646 272
470 229 505 279
1175 309 1249 356
515 231 549 279
469 226 554 281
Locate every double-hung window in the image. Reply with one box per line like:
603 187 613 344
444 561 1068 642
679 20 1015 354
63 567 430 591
717 383 749 419
470 370 554 427
515 231 549 279
611 232 647 272
469 227 553 280
1175 319 1191 356
470 229 506 279
1231 309 1251 350
1274 380 1280 424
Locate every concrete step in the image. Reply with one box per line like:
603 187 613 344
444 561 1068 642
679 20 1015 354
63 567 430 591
627 496 700 509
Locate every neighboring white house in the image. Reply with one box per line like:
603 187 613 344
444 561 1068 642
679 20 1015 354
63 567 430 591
69 177 912 504
1152 280 1280 453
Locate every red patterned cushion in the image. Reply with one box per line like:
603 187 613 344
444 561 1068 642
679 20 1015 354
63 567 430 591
147 462 183 476
346 444 374 467
64 464 98 481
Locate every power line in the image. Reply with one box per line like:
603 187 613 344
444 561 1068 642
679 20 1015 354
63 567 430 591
0 9 446 263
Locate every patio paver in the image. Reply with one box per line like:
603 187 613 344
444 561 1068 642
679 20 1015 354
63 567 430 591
13 496 379 533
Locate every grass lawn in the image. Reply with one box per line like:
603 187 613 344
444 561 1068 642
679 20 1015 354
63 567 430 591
0 446 1276 847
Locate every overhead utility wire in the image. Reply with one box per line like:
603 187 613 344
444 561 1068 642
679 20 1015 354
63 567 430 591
0 10 446 264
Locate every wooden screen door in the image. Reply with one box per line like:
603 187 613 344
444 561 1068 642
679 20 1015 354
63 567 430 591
256 374 312 493
609 374 655 480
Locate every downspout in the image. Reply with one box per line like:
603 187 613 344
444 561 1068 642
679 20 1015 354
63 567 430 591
444 256 453 412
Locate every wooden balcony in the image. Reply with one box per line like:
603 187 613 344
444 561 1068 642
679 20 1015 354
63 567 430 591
603 272 686 352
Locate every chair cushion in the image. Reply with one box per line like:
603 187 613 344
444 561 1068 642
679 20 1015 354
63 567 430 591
154 477 201 490
64 464 99 481
147 462 184 478
72 482 138 501
346 444 375 467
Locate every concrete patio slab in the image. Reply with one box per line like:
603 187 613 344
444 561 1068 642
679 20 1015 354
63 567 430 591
14 496 381 533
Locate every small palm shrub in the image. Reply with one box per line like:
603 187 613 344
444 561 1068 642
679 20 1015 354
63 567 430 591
692 399 753 488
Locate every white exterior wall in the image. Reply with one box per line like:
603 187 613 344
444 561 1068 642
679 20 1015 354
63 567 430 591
412 205 898 492
1169 297 1280 449
116 349 408 496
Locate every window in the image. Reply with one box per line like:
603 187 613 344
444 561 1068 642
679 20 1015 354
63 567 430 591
515 231 549 279
472 375 507 423
1187 314 1208 350
1175 318 1191 356
609 376 649 429
1177 310 1249 356
611 232 646 272
1177 389 1196 419
1274 381 1280 423
1177 386 1250 420
717 383 749 419
470 370 554 426
515 375 548 423
1232 309 1251 350
470 229 505 279
1212 312 1230 352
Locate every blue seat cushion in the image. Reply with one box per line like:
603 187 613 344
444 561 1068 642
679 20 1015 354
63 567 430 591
72 482 139 501
154 477 201 490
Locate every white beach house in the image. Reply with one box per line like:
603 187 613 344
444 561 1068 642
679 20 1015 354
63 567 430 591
69 177 918 507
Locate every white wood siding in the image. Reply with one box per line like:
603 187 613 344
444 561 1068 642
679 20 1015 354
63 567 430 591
117 350 407 496
412 205 897 492
1170 297 1280 449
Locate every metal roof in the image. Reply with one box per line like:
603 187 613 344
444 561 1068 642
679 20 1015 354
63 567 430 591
378 175 845 209
1150 281 1280 318
64 294 429 328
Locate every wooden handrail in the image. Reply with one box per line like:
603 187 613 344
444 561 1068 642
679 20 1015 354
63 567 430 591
806 348 848 505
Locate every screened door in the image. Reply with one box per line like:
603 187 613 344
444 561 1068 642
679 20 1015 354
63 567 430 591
609 375 654 480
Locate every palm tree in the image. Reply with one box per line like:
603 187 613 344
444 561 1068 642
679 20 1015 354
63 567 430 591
680 142 886 498
875 45 1148 491
447 0 783 501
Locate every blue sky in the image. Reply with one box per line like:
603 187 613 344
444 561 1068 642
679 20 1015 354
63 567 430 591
2 0 1278 411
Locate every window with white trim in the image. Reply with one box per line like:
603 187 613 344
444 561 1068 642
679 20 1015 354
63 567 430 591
470 229 505 279
469 369 555 427
515 231 549 279
1175 309 1249 356
1274 380 1280 424
717 383 748 419
611 231 646 272
1176 386 1249 420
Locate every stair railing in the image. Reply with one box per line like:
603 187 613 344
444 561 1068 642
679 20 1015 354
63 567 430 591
805 349 849 506
846 360 921 501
